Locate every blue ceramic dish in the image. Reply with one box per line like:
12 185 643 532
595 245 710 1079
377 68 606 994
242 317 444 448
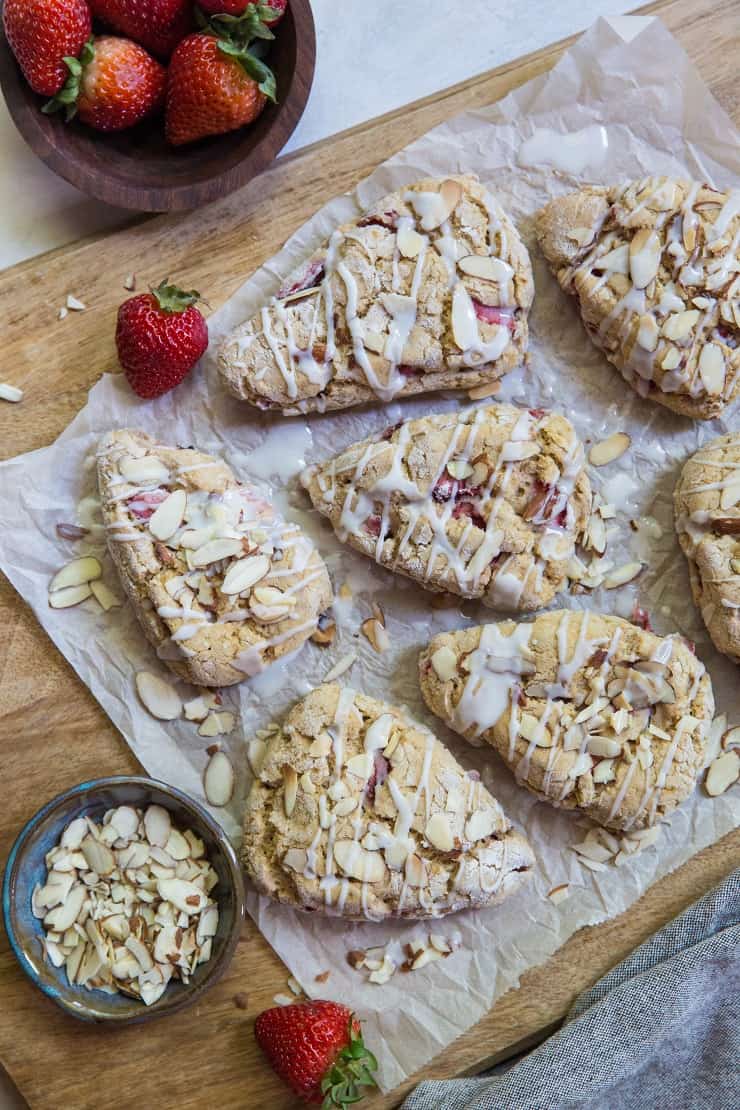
3 776 245 1024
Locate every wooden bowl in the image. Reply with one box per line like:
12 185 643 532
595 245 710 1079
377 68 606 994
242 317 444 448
3 776 245 1023
0 0 315 211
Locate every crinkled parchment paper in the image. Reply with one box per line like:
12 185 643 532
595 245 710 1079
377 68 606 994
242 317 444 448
1 16 738 1092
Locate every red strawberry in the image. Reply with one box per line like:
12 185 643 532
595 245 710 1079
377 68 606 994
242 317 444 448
165 32 273 146
197 0 287 25
43 36 166 131
3 0 92 96
254 1001 377 1105
88 0 193 59
116 280 209 399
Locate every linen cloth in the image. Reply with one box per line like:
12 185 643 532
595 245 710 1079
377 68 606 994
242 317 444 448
402 869 740 1109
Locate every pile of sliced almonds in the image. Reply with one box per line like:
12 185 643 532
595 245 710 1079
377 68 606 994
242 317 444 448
571 823 661 872
33 805 219 1005
703 714 740 797
48 556 121 611
347 934 459 985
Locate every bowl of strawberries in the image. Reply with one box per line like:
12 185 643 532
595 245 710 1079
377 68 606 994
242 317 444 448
0 0 315 210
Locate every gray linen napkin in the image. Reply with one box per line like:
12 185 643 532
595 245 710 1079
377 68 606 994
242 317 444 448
402 869 740 1110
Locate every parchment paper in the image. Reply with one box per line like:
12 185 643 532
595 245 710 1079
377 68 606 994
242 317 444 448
0 16 738 1092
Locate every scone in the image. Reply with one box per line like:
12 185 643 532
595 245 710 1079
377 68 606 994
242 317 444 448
674 433 740 662
218 174 534 414
536 177 739 420
420 611 714 831
241 684 534 920
97 430 332 686
300 403 591 610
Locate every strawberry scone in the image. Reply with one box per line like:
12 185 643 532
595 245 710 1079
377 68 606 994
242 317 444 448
536 177 740 420
420 612 715 831
674 432 740 662
300 403 591 610
218 175 534 414
97 430 332 686
241 684 534 920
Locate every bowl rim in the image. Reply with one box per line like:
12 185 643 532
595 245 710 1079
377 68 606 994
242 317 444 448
0 0 317 212
3 774 246 1024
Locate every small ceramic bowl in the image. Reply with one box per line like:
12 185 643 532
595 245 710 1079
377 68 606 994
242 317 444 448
3 776 245 1024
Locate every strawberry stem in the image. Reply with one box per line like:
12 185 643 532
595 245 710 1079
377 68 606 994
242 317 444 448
319 1017 378 1108
42 37 95 121
216 39 277 101
150 279 202 313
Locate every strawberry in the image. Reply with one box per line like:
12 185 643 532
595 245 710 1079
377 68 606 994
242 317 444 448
198 0 287 25
42 36 165 130
254 1001 378 1106
88 0 193 59
3 0 92 96
116 280 209 399
165 31 273 146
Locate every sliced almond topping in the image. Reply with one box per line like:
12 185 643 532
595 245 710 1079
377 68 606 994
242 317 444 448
697 343 726 396
598 244 630 274
586 736 622 758
397 225 425 259
447 458 474 480
247 738 267 776
403 852 427 888
220 554 270 593
567 226 595 247
90 580 121 611
204 751 235 807
135 672 182 721
662 309 699 342
603 562 643 589
184 696 210 722
361 617 389 653
334 840 387 883
722 726 740 751
283 848 308 872
411 947 443 970
425 813 453 852
705 751 739 796
588 432 631 467
283 765 298 817
363 714 393 753
464 808 496 842
660 346 681 371
148 489 187 541
451 282 480 350
49 583 93 609
155 877 206 915
629 229 661 288
49 556 102 593
547 883 570 905
467 382 501 401
430 645 458 682
281 285 321 305
592 758 616 784
636 313 659 352
457 255 514 282
119 456 169 487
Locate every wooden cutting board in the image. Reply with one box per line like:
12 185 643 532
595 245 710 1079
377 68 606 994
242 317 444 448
0 0 738 1106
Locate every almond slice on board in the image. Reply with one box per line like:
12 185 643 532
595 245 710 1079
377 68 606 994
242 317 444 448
204 751 235 807
49 556 102 592
588 433 631 467
49 583 93 609
135 672 182 721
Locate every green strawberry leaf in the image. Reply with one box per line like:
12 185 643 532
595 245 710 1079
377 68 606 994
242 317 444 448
150 279 202 313
317 1016 378 1109
42 37 95 123
216 40 277 101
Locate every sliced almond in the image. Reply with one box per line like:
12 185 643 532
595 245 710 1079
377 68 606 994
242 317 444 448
364 714 394 752
636 314 659 352
629 229 661 288
43 884 86 932
603 562 643 589
547 883 570 905
184 696 210 722
155 877 206 915
281 284 321 305
346 752 373 780
592 758 616 784
148 489 187 541
586 736 622 758
457 255 514 282
80 836 115 875
191 538 245 569
721 726 740 751
451 282 480 350
323 652 357 683
203 751 234 807
397 225 425 259
119 456 169 487
49 556 102 593
588 432 630 467
425 813 453 852
283 765 298 817
0 382 23 402
567 226 595 247
598 243 629 274
705 750 739 796
430 645 458 682
660 346 681 371
333 841 387 883
247 738 267 776
144 805 171 848
697 343 726 396
49 583 93 609
447 458 474 480
464 808 496 842
361 617 389 653
90 580 121 611
662 309 699 342
135 672 182 721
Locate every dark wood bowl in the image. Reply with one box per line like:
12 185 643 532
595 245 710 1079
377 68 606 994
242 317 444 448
0 0 315 211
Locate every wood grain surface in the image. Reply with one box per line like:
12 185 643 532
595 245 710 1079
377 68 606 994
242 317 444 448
0 0 738 1107
0 0 316 211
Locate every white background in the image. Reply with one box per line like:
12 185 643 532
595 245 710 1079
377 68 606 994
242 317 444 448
0 2 635 1105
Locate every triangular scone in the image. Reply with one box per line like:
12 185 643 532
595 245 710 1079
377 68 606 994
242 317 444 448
675 433 740 662
97 430 332 687
420 611 714 831
301 403 591 610
536 177 740 420
218 175 534 414
241 684 534 920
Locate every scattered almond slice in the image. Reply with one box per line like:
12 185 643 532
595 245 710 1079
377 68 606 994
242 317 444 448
273 993 295 1007
90 580 122 611
66 295 86 311
198 714 222 738
603 562 643 589
50 556 102 593
123 274 136 291
49 583 93 609
547 884 570 905
722 725 740 752
0 382 23 403
135 672 182 721
323 652 357 683
588 433 631 467
311 616 336 646
58 307 68 320
467 382 500 401
204 751 235 807
361 617 389 653
705 750 740 796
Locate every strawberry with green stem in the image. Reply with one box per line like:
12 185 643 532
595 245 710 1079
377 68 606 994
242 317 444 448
116 279 209 399
254 1000 378 1106
3 0 92 96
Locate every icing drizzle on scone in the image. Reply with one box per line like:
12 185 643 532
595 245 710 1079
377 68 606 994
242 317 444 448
674 432 740 662
420 611 714 831
536 177 740 419
301 403 592 610
97 430 332 686
241 685 534 920
218 175 534 414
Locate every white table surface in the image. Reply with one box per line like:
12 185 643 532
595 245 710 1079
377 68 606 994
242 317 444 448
0 2 634 1105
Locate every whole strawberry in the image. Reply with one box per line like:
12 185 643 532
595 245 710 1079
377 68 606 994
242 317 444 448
116 280 209 399
3 0 92 96
89 0 193 59
165 31 273 146
44 36 166 130
254 1001 378 1105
